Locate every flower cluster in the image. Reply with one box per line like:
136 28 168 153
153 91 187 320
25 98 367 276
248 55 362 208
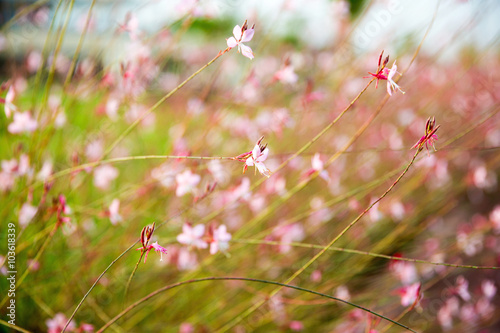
177 222 232 255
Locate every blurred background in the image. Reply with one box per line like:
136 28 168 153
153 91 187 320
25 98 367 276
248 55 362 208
1 1 500 332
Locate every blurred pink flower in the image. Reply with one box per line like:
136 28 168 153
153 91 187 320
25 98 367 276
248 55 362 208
177 223 208 249
481 280 497 300
273 60 298 84
8 111 38 134
46 313 75 333
208 224 231 254
19 202 37 227
398 282 421 307
3 86 15 117
304 153 330 182
175 170 201 197
289 321 304 331
93 165 119 190
227 21 255 59
108 199 122 225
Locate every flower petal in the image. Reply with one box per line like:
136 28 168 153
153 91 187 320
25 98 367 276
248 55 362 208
241 28 254 42
226 37 237 48
233 25 242 40
239 44 254 60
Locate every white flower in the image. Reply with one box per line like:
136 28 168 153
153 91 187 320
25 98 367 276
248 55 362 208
246 144 271 177
227 22 255 59
387 61 405 96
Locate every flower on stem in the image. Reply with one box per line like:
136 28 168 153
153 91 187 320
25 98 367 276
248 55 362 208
136 222 168 262
386 61 405 96
226 20 255 59
234 136 272 178
364 51 405 95
412 116 440 156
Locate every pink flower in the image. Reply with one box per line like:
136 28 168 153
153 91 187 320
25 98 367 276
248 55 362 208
138 241 168 263
481 280 497 300
3 86 16 117
412 117 440 155
93 165 119 190
237 137 272 178
226 20 255 59
208 224 231 254
175 170 201 197
108 199 122 225
289 321 304 331
19 202 37 227
177 223 208 249
8 111 38 134
398 282 421 307
364 52 405 95
386 61 405 96
46 313 75 333
304 153 330 182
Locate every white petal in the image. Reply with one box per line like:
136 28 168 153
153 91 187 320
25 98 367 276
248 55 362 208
240 44 254 60
226 37 237 48
257 147 269 162
232 25 242 40
241 28 254 43
192 224 205 237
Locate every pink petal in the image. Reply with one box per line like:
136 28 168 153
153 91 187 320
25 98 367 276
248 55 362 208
241 28 254 43
240 44 254 60
232 25 242 40
387 82 393 96
251 144 260 160
226 37 237 48
257 147 269 162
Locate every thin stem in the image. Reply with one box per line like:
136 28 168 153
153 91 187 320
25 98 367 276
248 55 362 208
63 0 97 88
31 154 233 190
0 224 57 308
232 239 500 270
0 319 32 333
102 48 231 158
123 252 145 307
63 186 217 332
61 241 139 333
217 150 421 332
96 277 417 333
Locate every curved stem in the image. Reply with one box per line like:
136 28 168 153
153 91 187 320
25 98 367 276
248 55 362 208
123 252 145 308
61 241 139 333
96 277 417 333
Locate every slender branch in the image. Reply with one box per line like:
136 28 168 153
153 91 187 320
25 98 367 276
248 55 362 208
96 277 417 333
232 239 500 270
61 241 139 333
217 150 421 332
123 252 145 307
102 48 231 158
0 224 58 308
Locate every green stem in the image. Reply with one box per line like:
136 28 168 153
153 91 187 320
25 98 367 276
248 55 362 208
232 239 500 270
96 277 417 333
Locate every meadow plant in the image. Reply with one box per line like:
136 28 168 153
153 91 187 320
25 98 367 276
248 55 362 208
0 1 500 333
